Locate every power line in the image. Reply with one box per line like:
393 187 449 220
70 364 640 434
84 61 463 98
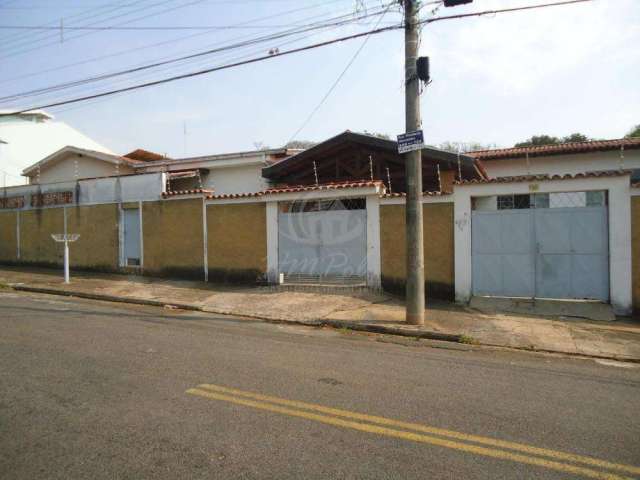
0 22 398 31
0 0 149 49
0 0 354 86
0 5 392 104
3 0 594 114
288 2 396 142
0 0 206 59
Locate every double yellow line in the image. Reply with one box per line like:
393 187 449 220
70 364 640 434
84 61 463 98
187 383 639 480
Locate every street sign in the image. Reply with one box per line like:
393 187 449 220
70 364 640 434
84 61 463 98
397 130 425 154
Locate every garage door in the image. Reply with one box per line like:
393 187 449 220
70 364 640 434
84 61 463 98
278 198 366 283
472 191 609 301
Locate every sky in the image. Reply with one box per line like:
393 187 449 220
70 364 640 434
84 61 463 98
0 0 638 158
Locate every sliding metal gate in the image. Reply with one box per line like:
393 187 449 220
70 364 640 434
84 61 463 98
278 198 366 284
471 191 609 301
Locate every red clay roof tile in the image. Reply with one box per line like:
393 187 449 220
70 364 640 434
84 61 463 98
468 138 640 160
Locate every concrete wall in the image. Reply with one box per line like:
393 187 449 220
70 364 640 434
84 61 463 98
66 204 119 271
481 150 640 178
202 164 268 195
207 203 267 283
0 211 17 262
0 172 165 210
34 153 134 184
380 203 455 300
633 196 640 315
142 198 205 279
20 208 65 266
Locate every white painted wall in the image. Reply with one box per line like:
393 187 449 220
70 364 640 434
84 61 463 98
0 172 165 209
0 112 112 186
481 150 640 178
33 153 134 184
202 164 268 195
453 175 633 315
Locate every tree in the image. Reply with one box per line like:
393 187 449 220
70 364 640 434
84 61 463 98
436 141 497 153
514 133 593 148
625 124 640 138
514 135 560 148
285 140 317 149
561 133 590 143
363 130 391 140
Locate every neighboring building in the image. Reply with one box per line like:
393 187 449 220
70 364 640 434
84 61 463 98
0 110 113 186
135 147 298 195
2 133 639 316
453 138 640 314
22 146 146 184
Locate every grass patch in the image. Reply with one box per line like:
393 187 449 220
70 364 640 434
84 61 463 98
459 334 477 345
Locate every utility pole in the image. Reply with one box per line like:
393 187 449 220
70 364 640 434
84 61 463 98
403 0 425 325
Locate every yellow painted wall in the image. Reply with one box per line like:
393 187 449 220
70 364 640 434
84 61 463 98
66 204 119 270
0 211 18 262
380 202 455 299
142 199 204 278
20 208 65 266
206 203 267 283
632 196 640 315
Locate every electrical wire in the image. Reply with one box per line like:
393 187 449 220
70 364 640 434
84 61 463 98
2 0 594 114
0 4 392 104
288 2 396 142
0 0 207 59
0 0 352 86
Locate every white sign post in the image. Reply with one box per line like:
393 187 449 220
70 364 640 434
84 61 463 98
51 234 80 284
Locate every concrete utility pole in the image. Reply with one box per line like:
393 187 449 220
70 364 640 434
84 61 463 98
403 0 425 325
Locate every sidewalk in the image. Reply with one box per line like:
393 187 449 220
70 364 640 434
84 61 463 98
2 266 639 362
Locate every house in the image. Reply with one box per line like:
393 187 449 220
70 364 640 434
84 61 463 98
1 132 638 316
454 138 640 314
0 110 113 186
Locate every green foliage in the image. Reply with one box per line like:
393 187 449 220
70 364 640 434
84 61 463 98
437 141 497 153
514 133 595 147
624 124 640 138
363 130 391 140
514 135 561 148
561 133 590 143
285 140 318 149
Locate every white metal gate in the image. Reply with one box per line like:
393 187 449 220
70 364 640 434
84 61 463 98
278 198 366 283
122 208 141 267
472 191 609 301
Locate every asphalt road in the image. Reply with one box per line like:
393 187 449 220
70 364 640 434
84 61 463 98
1 290 639 480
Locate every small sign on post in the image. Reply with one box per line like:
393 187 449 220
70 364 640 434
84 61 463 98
51 234 80 284
397 130 425 154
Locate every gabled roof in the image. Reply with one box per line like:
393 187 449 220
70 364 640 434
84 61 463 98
124 148 167 162
262 130 482 180
468 138 640 161
22 145 141 176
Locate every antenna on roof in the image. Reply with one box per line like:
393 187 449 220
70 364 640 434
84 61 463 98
183 121 187 156
369 155 374 181
386 167 392 194
313 161 319 186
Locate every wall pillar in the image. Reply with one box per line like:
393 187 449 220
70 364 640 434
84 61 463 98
366 195 381 288
266 201 278 283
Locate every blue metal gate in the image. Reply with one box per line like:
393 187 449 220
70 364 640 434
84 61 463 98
471 192 609 301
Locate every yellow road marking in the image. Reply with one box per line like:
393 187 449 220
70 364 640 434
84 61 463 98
187 387 635 480
196 383 640 477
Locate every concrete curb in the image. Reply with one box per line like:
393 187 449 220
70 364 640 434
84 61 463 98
11 285 462 343
10 284 639 363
